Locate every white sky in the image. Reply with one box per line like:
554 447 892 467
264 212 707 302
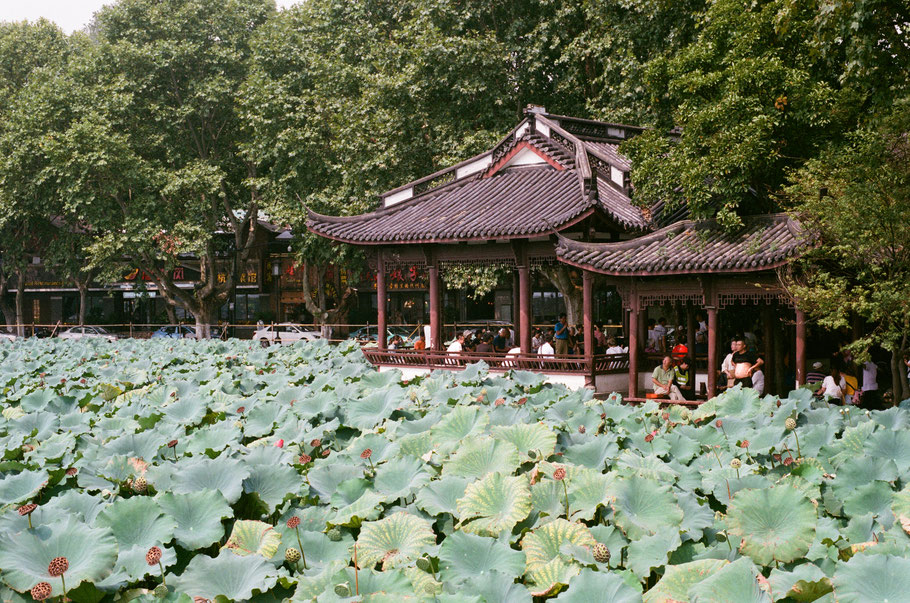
0 0 301 34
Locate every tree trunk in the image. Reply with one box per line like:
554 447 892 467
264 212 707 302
0 272 14 334
540 264 584 327
300 261 355 338
14 269 25 337
892 350 903 406
165 302 177 325
77 282 88 326
193 302 217 340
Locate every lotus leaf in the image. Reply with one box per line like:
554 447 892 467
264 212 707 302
726 486 816 565
456 472 531 536
0 469 47 504
554 568 642 602
438 530 526 582
643 559 728 603
686 557 771 602
356 512 435 569
171 550 281 600
156 490 233 549
610 478 684 540
832 553 910 603
442 436 520 479
223 520 282 558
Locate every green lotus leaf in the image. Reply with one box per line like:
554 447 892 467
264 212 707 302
525 558 581 597
329 478 384 525
522 518 595 577
554 568 642 602
243 401 287 437
456 472 532 536
415 475 469 516
491 423 557 459
626 531 682 579
442 436 520 480
562 436 621 469
610 478 684 540
397 431 434 458
373 456 432 499
222 520 281 558
677 491 715 541
431 406 490 449
686 557 771 602
643 559 728 603
832 553 910 603
726 486 816 565
96 496 177 549
156 490 233 549
160 394 208 425
892 484 910 535
0 516 118 595
170 550 280 600
865 429 910 471
288 560 348 601
307 463 361 502
841 479 893 519
344 389 403 429
19 389 58 412
242 464 302 512
566 468 616 521
615 453 679 482
10 412 59 440
356 512 435 570
0 469 48 504
767 563 831 602
438 530 526 583
183 422 241 455
532 479 564 519
448 570 532 603
273 529 353 570
171 457 250 504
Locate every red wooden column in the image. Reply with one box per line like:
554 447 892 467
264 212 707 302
376 252 387 350
628 304 639 398
707 306 718 398
513 240 532 354
428 262 441 351
583 270 594 388
762 304 775 394
795 308 806 386
512 270 521 344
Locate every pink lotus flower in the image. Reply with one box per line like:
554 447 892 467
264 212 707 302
275 439 284 448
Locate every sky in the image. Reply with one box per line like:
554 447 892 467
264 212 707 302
0 0 299 34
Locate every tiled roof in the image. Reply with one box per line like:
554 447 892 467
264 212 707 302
307 111 648 245
556 214 806 275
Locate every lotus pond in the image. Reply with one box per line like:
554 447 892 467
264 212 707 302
1 338 910 602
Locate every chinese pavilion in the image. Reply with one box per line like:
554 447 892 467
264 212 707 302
307 107 808 398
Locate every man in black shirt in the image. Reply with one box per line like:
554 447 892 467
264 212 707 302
492 328 509 354
731 336 763 388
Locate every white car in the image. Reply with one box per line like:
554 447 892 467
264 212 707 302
253 323 321 345
0 332 16 342
58 326 118 343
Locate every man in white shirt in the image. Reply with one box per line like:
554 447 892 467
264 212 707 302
447 333 464 353
859 360 881 408
721 340 736 388
537 335 555 357
751 368 765 396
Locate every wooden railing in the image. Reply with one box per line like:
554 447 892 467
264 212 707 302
361 348 631 376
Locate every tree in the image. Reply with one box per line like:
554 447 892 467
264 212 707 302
621 0 858 226
57 0 278 338
786 101 910 400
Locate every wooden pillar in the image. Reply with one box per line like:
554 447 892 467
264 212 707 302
628 304 639 398
583 270 594 388
428 263 441 351
514 242 532 354
795 308 807 386
376 253 387 350
512 270 520 343
707 306 718 398
762 304 774 394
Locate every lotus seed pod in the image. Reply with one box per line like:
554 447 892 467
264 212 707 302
715 420 723 428
593 543 610 564
644 432 654 443
785 418 797 430
18 503 37 516
527 450 537 460
285 547 301 563
298 453 312 464
310 439 321 448
30 582 52 601
424 581 441 595
360 448 372 459
730 458 742 469
133 476 147 493
415 557 432 572
146 546 162 566
327 527 342 541
553 467 566 481
167 439 178 448
578 425 586 434
334 583 351 597
47 556 68 577
153 584 169 599
192 597 210 603
286 516 301 529
408 390 417 401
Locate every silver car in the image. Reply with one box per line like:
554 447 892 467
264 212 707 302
253 323 321 345
58 326 118 343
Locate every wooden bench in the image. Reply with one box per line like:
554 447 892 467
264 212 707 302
621 396 704 407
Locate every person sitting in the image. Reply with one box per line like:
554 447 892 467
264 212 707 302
388 335 402 350
538 334 555 357
806 361 826 385
413 333 427 351
492 328 509 354
531 328 543 353
731 336 763 388
671 335 688 362
447 332 465 353
818 366 847 404
475 334 493 354
605 337 625 355
673 357 695 400
652 356 685 401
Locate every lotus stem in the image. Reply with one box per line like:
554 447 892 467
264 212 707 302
710 446 724 469
294 526 307 570
725 479 732 502
562 479 570 519
172 448 178 463
61 574 67 602
367 457 374 472
793 431 802 459
158 560 166 586
27 515 31 529
354 544 360 596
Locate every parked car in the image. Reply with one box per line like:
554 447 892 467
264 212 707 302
0 332 16 342
253 323 321 345
58 326 118 343
348 326 417 347
151 325 198 339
